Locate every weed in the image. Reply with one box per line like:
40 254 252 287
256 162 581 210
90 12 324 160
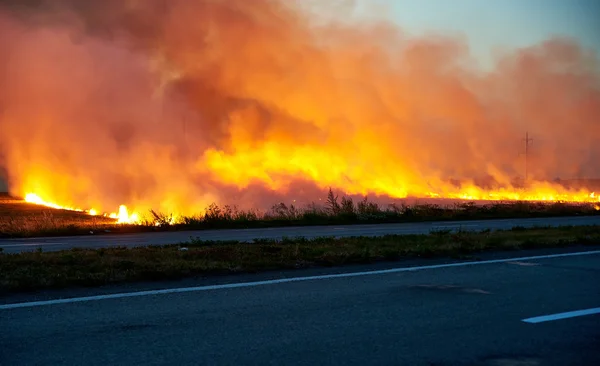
430 228 453 236
1 193 599 238
1 225 598 293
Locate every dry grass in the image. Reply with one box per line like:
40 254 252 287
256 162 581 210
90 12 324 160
1 192 598 238
1 225 598 293
0 195 118 237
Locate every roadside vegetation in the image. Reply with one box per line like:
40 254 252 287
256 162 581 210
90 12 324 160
1 189 599 238
1 225 599 293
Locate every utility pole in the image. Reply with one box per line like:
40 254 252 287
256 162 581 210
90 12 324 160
522 132 534 182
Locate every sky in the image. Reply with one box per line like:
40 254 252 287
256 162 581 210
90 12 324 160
383 0 600 68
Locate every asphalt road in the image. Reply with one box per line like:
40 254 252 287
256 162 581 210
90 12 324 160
1 215 600 253
1 247 599 365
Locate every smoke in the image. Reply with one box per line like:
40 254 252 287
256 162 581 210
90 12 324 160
0 0 599 214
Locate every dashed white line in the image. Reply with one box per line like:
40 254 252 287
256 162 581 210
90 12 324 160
430 224 480 229
1 249 599 311
522 307 600 323
507 261 541 266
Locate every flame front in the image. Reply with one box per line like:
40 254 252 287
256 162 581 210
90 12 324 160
1 1 599 216
25 193 141 224
110 205 140 225
24 193 84 213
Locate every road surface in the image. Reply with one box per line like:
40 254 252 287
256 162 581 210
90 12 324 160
1 215 599 253
1 247 599 365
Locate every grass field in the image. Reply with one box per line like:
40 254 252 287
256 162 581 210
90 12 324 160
1 225 598 293
1 191 599 238
0 195 119 237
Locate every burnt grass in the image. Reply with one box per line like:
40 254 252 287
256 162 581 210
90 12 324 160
1 225 599 293
1 191 599 238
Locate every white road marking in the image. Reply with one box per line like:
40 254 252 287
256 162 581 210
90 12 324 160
522 307 600 323
507 261 541 266
430 224 480 229
1 249 599 311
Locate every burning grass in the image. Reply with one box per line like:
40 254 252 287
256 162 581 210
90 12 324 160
1 225 598 293
1 1 600 227
0 195 119 237
0 191 599 238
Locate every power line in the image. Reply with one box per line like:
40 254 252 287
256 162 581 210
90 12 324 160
522 132 534 182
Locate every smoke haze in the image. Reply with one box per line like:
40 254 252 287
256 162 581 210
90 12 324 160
0 0 599 215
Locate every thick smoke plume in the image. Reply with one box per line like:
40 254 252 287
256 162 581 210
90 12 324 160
0 0 599 215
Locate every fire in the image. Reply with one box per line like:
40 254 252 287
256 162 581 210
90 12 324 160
24 193 84 212
25 193 140 224
109 205 140 224
1 1 600 216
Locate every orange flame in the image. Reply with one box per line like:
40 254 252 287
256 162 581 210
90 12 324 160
1 1 599 216
25 193 140 224
109 205 140 224
24 193 85 213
